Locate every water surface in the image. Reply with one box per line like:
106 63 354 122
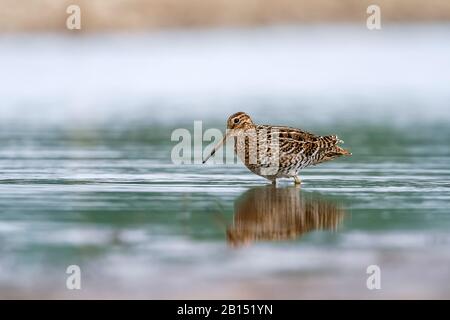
1 25 450 298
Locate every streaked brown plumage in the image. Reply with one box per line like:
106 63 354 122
203 111 351 184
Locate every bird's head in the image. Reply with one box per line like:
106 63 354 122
227 112 254 130
202 112 254 164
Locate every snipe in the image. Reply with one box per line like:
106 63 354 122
203 112 351 185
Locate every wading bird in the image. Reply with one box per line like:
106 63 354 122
203 112 351 185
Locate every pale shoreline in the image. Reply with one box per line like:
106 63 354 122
1 0 450 33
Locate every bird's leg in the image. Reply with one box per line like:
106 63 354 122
294 176 302 185
271 178 277 185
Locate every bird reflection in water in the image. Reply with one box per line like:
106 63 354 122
227 186 346 247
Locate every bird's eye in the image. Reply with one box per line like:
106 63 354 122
234 118 240 124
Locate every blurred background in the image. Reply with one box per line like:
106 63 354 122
0 0 449 299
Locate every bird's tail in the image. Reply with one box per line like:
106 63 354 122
333 145 352 156
318 135 351 155
313 137 351 165
320 145 351 162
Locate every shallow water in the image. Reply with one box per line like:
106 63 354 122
0 122 449 299
1 25 450 298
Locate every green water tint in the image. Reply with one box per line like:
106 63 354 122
0 123 449 298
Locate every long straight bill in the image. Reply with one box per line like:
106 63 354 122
202 131 231 164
